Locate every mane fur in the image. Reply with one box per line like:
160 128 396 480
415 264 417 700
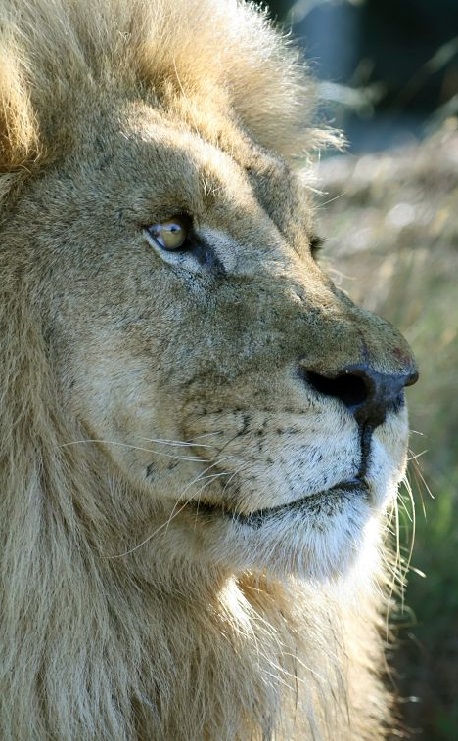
1 2 389 739
0 0 335 183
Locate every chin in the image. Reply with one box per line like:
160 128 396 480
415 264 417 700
176 481 382 582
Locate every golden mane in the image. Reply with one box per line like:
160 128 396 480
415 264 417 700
0 0 333 176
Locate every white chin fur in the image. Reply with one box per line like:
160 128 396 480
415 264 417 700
182 492 380 582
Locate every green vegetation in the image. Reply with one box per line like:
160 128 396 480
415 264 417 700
316 120 458 739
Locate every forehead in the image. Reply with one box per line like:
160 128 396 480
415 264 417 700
95 102 299 213
130 121 252 205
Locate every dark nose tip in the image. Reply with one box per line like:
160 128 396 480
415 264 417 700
302 365 418 428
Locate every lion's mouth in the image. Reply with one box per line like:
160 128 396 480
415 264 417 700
189 479 368 529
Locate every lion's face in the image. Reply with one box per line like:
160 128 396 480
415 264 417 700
14 102 416 579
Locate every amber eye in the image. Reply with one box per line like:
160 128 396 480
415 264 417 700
147 217 189 251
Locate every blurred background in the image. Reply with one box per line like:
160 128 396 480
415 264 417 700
267 0 458 151
260 1 458 738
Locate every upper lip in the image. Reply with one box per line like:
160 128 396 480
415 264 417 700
189 478 367 529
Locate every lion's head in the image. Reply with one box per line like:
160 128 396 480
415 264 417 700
0 0 416 581
0 0 417 737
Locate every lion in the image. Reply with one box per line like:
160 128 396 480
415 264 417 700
0 0 418 738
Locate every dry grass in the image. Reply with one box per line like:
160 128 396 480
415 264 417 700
315 119 458 738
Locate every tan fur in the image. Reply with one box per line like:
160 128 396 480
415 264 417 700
0 1 416 738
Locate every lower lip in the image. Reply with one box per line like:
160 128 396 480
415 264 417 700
189 479 366 529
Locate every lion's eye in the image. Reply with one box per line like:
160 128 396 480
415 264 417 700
147 217 189 251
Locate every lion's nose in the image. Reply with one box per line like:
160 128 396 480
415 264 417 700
302 365 418 428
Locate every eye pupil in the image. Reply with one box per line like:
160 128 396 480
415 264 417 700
148 217 188 251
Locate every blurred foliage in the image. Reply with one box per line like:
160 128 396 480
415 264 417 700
314 119 458 739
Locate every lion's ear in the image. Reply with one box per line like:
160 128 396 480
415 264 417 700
0 50 38 173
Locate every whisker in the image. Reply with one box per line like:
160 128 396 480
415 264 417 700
164 472 233 535
110 499 193 557
111 455 235 557
191 431 225 441
138 436 216 449
59 439 202 461
384 470 417 625
408 450 434 512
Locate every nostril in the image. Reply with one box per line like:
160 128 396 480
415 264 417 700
301 362 417 429
305 370 369 409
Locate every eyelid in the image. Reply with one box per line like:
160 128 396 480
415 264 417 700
310 235 325 256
